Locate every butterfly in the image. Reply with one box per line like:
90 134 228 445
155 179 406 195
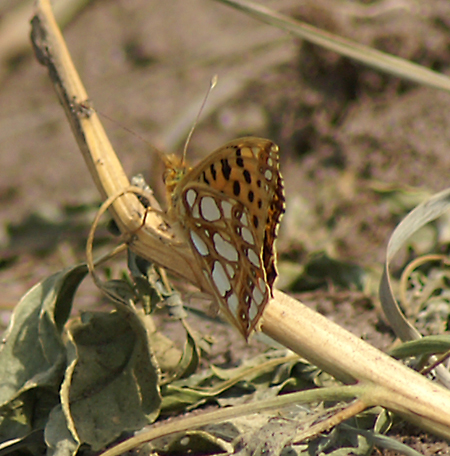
161 137 285 340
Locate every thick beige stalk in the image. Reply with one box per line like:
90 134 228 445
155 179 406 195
263 290 450 437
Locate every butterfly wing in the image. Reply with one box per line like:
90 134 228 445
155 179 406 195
173 137 285 338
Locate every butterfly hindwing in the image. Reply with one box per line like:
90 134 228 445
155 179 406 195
180 183 269 337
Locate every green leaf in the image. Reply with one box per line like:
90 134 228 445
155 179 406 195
45 405 79 456
0 265 88 443
389 335 450 359
160 351 311 412
61 309 161 450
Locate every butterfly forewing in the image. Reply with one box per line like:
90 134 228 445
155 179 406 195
170 137 285 339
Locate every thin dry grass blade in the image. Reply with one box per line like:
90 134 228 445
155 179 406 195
214 0 450 92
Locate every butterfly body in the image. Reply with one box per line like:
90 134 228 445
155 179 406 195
163 137 284 339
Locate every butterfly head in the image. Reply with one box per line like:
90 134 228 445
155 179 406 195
162 154 190 196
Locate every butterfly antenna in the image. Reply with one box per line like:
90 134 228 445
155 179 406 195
89 107 169 165
181 75 218 166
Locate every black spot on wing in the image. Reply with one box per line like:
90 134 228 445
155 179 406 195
210 163 217 180
221 159 232 180
233 181 240 196
243 169 251 184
